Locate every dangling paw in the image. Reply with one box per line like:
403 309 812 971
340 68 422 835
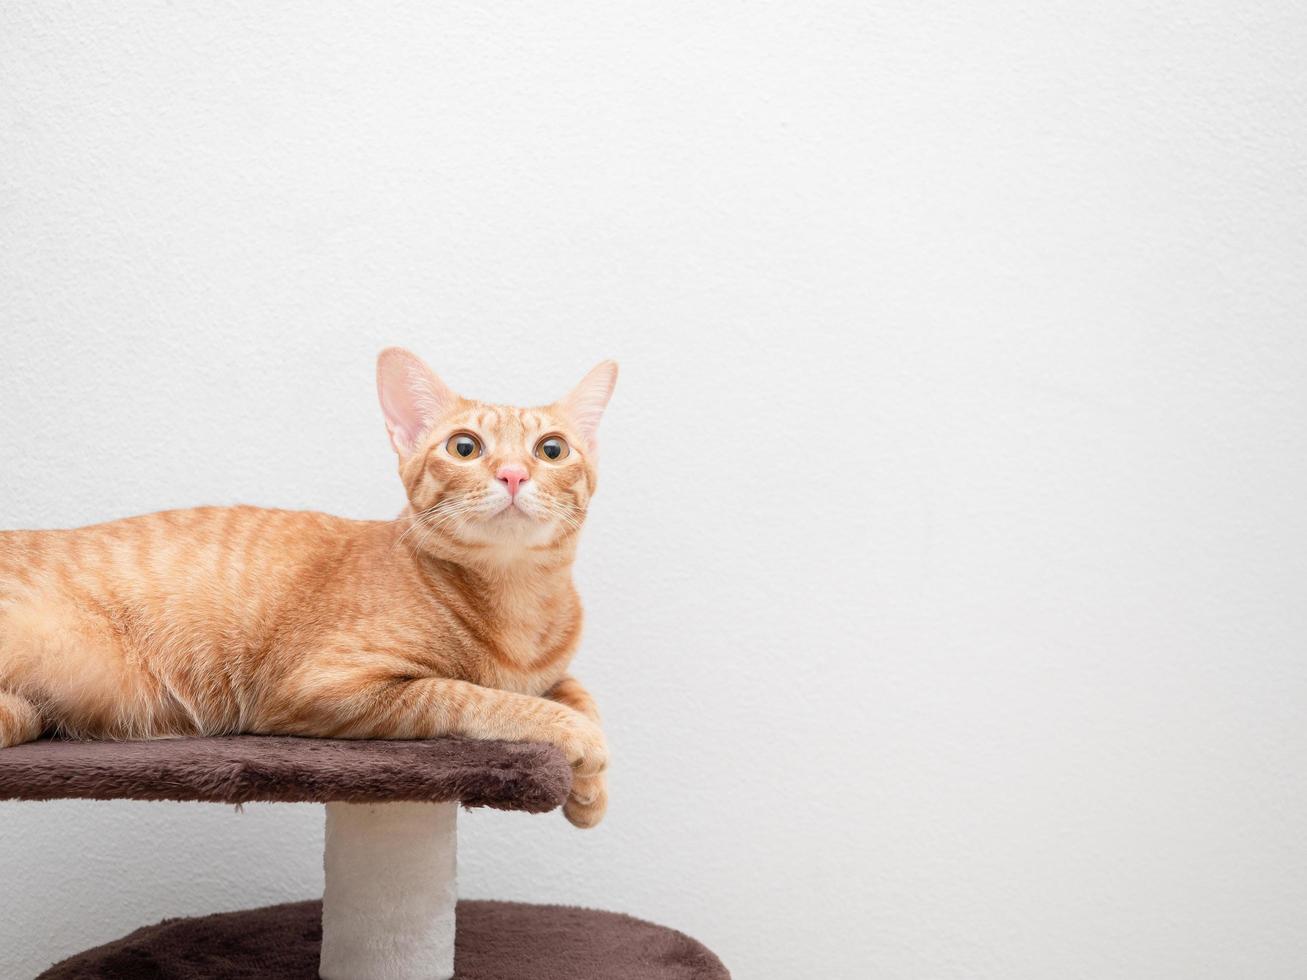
564 772 608 829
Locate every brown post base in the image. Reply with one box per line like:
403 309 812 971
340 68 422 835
39 899 731 980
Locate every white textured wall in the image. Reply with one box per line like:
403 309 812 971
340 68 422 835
2 3 1306 978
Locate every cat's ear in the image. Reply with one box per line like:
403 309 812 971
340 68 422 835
560 360 618 451
376 347 458 457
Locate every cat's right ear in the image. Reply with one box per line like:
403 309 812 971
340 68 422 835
376 348 457 458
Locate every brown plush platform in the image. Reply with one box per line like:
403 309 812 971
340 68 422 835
0 736 571 812
39 899 731 979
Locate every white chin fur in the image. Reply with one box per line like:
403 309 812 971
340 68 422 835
459 502 558 549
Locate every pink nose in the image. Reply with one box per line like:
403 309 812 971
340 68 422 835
496 464 529 498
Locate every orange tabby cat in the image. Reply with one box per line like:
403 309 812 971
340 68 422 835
0 348 615 828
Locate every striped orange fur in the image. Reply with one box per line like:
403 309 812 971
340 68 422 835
0 348 616 828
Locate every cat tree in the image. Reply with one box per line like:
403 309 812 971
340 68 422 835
0 736 729 979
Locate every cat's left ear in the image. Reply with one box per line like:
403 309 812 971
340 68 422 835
376 347 458 458
560 360 618 452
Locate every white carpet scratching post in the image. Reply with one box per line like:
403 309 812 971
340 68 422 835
320 800 458 980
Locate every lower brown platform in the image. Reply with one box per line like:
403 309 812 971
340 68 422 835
39 899 730 980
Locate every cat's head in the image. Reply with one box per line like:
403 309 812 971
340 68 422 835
376 347 617 560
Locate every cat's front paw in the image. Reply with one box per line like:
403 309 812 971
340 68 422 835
548 708 608 778
564 772 608 829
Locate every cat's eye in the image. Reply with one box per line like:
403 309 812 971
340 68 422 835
445 433 482 459
534 436 569 462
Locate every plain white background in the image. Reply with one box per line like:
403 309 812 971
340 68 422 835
2 3 1306 978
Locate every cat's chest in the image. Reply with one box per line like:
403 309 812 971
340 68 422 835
471 624 572 695
486 662 565 697
412 569 580 694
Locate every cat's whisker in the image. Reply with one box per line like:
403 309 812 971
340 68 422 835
392 506 442 549
393 498 467 550
407 495 489 553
